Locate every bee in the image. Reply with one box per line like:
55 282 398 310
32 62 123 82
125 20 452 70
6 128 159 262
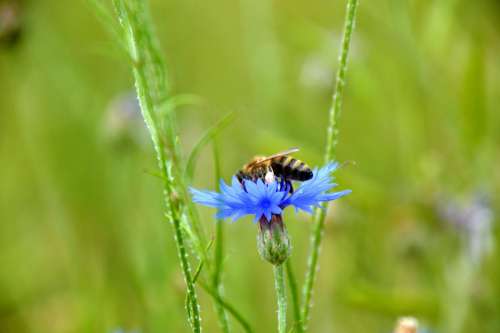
236 148 313 192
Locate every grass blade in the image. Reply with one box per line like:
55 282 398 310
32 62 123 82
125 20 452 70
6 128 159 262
185 112 235 182
199 282 254 333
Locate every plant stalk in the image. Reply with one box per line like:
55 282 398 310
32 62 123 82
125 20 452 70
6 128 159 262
274 264 287 333
286 260 302 333
112 0 202 331
301 0 359 330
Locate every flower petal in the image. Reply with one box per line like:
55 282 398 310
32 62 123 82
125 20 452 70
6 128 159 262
284 162 350 214
190 188 220 207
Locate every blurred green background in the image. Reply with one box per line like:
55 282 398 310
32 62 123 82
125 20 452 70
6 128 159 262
1 0 499 332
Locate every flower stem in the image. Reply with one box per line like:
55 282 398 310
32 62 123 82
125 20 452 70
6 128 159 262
324 0 359 164
286 260 303 333
112 0 201 331
301 0 359 330
274 264 287 333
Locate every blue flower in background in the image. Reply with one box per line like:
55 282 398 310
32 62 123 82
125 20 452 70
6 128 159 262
190 162 351 222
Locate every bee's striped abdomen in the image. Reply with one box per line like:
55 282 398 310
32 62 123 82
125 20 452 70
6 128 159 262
272 156 313 181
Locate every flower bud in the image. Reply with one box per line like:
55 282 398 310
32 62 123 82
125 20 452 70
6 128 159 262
257 215 291 265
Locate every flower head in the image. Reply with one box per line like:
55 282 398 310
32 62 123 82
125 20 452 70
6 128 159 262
190 162 351 222
438 192 494 265
191 161 350 265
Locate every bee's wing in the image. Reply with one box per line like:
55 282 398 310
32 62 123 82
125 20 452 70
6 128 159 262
253 147 299 166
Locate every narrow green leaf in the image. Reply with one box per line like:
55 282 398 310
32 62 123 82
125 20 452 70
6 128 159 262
161 94 204 113
185 112 235 182
192 238 215 283
143 168 167 181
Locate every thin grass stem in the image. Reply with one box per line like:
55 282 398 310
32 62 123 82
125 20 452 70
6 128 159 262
300 0 359 330
111 0 201 331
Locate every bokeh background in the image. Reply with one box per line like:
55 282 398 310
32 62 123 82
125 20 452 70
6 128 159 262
1 0 499 332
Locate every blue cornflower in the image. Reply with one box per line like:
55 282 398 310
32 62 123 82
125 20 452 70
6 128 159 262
190 162 351 222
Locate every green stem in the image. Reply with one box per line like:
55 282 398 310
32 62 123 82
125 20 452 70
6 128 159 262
199 282 254 333
136 46 203 333
301 0 359 330
112 1 201 331
324 0 359 163
274 264 287 333
300 208 326 332
286 260 302 333
212 141 230 332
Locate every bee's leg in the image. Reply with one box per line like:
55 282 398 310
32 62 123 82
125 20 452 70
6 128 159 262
258 169 265 182
252 173 258 182
278 176 290 193
242 175 251 191
280 178 286 192
284 178 294 194
236 171 244 184
278 176 285 192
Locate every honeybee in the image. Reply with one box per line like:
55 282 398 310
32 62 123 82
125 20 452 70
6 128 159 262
236 148 313 192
